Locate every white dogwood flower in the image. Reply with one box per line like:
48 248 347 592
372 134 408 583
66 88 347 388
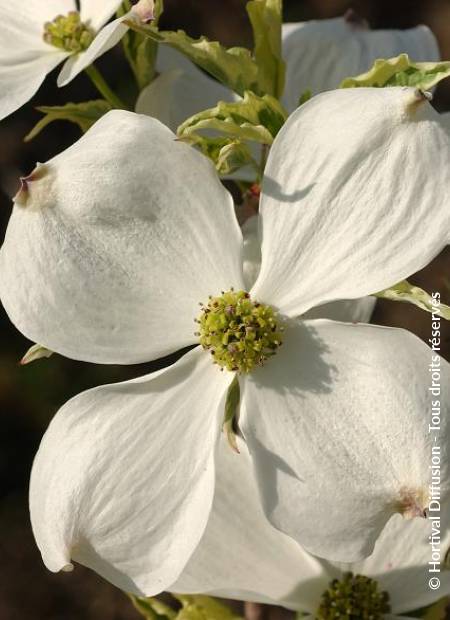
174 436 450 618
1 87 449 594
0 0 134 120
134 12 439 131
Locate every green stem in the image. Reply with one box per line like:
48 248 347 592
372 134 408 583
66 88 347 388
85 64 129 110
127 594 177 620
257 143 269 184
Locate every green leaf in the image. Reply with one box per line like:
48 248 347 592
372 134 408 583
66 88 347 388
177 91 283 176
129 595 176 620
135 37 159 87
246 0 285 97
423 597 449 619
129 595 242 620
178 91 287 146
298 89 312 107
173 595 243 620
125 22 265 97
25 100 112 142
177 134 256 177
341 53 450 90
151 0 164 25
182 117 273 145
222 374 241 453
375 280 450 320
216 140 257 176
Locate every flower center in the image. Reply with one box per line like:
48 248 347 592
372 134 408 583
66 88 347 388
196 289 283 373
316 572 391 620
43 12 94 52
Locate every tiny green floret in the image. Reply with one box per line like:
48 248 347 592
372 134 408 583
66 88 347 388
43 11 94 53
316 572 391 620
196 289 283 373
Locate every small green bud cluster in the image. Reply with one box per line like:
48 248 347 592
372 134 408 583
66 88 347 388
316 572 391 620
43 12 94 53
196 289 283 373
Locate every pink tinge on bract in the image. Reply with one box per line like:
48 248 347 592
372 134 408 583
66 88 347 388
131 0 155 23
13 163 49 207
405 88 433 117
344 8 369 30
397 487 429 519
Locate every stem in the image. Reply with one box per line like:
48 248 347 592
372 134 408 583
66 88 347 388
244 602 266 620
85 64 129 110
257 143 269 184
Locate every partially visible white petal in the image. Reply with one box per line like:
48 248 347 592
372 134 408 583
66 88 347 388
0 0 76 29
341 501 450 613
57 15 128 86
0 51 68 121
282 18 439 111
0 3 68 54
136 71 184 130
252 88 450 317
304 297 376 323
0 111 244 364
0 0 72 120
367 24 439 63
240 320 450 562
156 45 236 99
155 44 231 88
136 48 236 132
30 347 232 595
80 0 123 31
174 436 329 612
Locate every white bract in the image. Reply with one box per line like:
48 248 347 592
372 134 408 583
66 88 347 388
282 11 439 110
241 214 377 323
0 0 133 121
1 88 450 594
134 12 439 132
174 436 450 618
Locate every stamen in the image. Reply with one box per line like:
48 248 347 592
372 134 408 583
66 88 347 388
316 572 391 619
197 289 283 373
43 12 94 53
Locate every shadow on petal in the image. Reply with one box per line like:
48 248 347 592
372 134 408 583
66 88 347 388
257 320 337 397
73 538 142 595
261 178 316 203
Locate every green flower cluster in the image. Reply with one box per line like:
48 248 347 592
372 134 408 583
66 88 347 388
316 572 391 620
43 11 94 53
197 289 283 373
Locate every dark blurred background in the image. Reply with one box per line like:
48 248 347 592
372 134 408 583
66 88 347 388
1 1 449 618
